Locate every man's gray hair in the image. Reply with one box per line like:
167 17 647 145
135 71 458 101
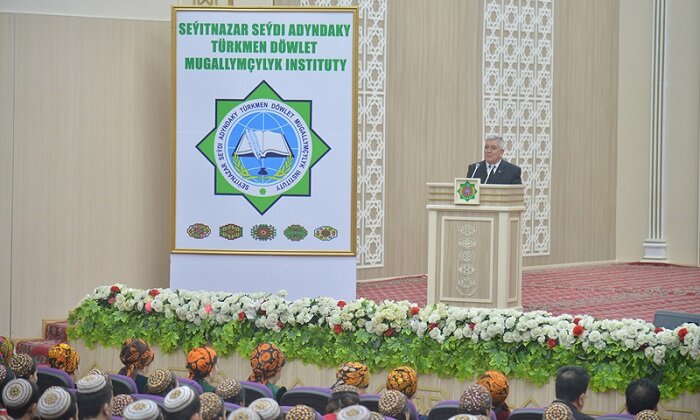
485 134 505 150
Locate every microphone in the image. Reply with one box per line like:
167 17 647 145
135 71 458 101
470 162 480 178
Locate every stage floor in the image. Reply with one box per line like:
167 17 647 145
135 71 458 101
356 263 700 322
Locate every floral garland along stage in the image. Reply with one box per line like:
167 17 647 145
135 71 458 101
68 285 700 399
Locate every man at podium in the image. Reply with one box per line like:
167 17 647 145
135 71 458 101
467 135 522 184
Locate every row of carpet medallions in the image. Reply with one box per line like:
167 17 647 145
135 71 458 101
186 223 338 241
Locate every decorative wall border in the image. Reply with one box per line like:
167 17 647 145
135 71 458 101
483 0 553 256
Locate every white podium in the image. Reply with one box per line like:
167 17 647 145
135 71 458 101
426 182 525 308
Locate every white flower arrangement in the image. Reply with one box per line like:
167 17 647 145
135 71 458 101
89 285 700 366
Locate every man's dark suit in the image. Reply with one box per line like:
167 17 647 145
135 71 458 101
467 160 522 185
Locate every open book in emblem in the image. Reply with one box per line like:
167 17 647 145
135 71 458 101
233 128 293 175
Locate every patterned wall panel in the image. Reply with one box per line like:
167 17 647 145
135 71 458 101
300 0 387 268
483 0 552 256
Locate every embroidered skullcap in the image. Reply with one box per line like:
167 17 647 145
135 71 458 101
123 399 163 420
87 368 110 381
2 379 33 409
476 371 509 406
386 366 418 398
200 392 225 420
0 336 13 365
543 402 574 420
187 346 218 380
228 407 262 420
8 354 34 379
448 415 488 420
249 397 281 420
459 384 492 415
248 343 285 385
369 412 383 420
285 405 316 420
119 339 154 378
48 343 80 374
378 390 407 418
113 394 135 416
338 405 371 420
147 369 176 395
0 364 14 385
77 373 109 394
334 362 370 389
635 410 661 420
216 378 243 401
164 386 198 413
38 386 74 419
332 384 360 395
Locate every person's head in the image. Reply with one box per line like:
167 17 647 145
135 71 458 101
378 390 407 420
333 362 370 392
555 366 589 409
634 410 661 420
625 379 660 415
48 343 81 377
248 397 281 420
164 386 201 420
543 402 574 420
248 343 285 385
386 366 418 399
0 336 13 366
187 347 219 381
123 399 164 420
458 384 492 416
285 405 316 420
337 405 371 420
227 407 261 420
8 354 36 383
215 378 245 406
112 394 135 417
327 385 360 414
119 339 155 378
2 378 39 419
200 392 225 420
483 135 505 165
76 373 114 420
476 370 509 409
147 369 179 396
0 364 16 398
38 386 79 420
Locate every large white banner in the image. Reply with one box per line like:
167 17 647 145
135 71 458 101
173 7 357 256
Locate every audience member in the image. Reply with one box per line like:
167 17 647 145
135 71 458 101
378 390 408 420
8 354 36 383
248 397 281 420
227 407 260 420
325 385 360 419
248 343 286 401
87 368 110 382
332 363 369 394
337 405 371 420
0 337 12 366
76 373 113 420
1 379 39 420
286 405 317 420
200 392 225 420
215 378 245 406
187 347 219 393
38 386 78 420
634 410 661 420
386 366 418 399
543 402 574 420
625 379 660 415
0 364 16 411
123 399 164 420
476 371 510 420
112 394 135 417
48 343 81 379
458 384 491 416
147 369 179 396
119 339 155 393
553 366 593 420
448 416 488 420
164 386 201 420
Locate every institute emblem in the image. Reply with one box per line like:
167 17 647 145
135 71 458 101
197 81 330 214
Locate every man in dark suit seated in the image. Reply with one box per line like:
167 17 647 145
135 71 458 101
553 366 595 420
467 135 522 184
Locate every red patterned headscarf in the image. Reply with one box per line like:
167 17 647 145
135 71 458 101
119 338 154 378
186 346 218 380
248 343 285 384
